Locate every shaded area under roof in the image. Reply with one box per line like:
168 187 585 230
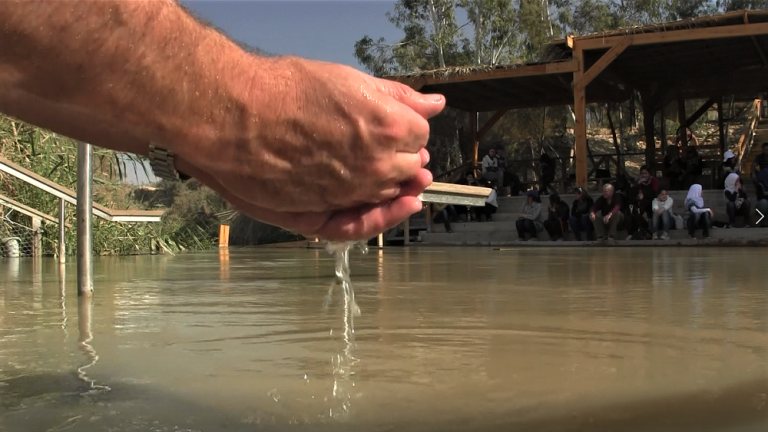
387 10 768 113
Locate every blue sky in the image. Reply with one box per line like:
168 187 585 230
129 0 404 184
181 0 402 70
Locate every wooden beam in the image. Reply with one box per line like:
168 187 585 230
576 22 768 51
683 98 716 128
0 158 164 223
573 46 588 187
574 36 632 90
677 97 687 147
642 94 658 172
387 60 579 90
31 217 41 257
420 182 491 207
470 112 479 172
0 193 69 227
718 97 726 158
476 110 508 140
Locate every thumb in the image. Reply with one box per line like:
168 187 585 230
375 78 446 119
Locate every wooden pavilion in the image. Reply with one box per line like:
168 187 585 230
386 10 768 188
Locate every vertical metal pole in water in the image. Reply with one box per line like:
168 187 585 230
58 198 66 264
77 142 93 297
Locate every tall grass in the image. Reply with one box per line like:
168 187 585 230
0 114 222 256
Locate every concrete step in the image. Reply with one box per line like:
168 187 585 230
419 227 768 246
491 192 756 223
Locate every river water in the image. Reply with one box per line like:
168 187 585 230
1 246 767 432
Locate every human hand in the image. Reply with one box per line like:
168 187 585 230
603 214 611 224
186 164 432 241
178 56 445 215
590 212 596 221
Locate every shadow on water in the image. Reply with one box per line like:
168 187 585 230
2 371 765 432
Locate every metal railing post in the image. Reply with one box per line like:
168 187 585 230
58 198 66 264
76 142 93 297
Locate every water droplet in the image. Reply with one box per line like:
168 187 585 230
267 389 280 402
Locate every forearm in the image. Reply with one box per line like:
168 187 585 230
0 0 263 157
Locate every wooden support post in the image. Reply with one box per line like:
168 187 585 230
718 96 726 157
425 204 433 233
677 96 687 147
660 110 667 155
218 224 230 248
573 46 588 187
58 198 66 264
377 232 383 248
31 217 41 257
219 247 230 281
642 98 657 171
470 112 479 175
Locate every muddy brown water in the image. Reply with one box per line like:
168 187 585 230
1 247 767 432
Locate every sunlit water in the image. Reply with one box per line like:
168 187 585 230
1 246 768 432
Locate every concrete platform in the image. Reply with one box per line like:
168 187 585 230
418 227 768 247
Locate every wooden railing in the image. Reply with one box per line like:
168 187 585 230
737 99 761 169
0 157 164 222
0 156 165 260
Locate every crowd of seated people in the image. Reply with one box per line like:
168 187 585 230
427 142 768 238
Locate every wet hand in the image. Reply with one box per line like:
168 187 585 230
185 163 433 242
180 56 445 216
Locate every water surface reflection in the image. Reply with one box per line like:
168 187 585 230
1 247 767 431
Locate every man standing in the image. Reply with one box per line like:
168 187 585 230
590 184 624 243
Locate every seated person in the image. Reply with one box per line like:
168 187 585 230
635 165 659 193
516 190 545 241
722 150 740 178
543 193 570 241
675 126 700 147
678 146 703 187
723 173 751 228
650 189 674 240
479 181 498 222
755 167 768 227
428 203 458 233
662 145 684 189
539 153 556 195
751 142 768 188
589 183 624 242
480 148 503 190
625 185 655 240
494 146 521 197
685 184 713 239
569 187 595 241
455 172 481 222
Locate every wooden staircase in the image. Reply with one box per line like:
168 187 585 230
743 119 768 175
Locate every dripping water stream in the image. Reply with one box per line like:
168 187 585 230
323 240 367 418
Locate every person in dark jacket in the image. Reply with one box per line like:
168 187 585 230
624 185 655 240
543 193 570 241
723 173 751 227
590 183 624 242
569 187 595 241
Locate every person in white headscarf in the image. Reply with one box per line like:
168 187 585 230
685 184 713 239
723 173 751 227
721 150 740 188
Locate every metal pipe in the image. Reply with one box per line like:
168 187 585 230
58 198 66 264
76 142 93 297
